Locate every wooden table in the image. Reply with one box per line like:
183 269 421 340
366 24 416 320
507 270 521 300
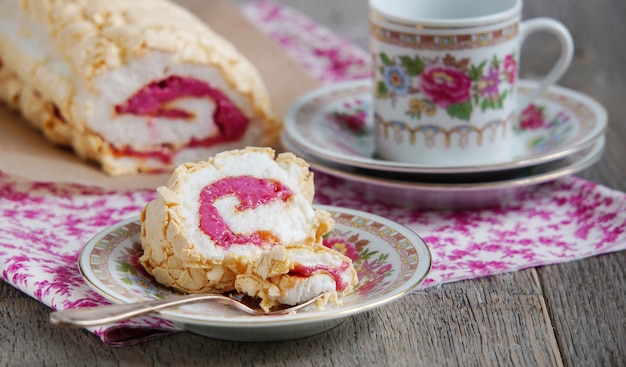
1 0 624 365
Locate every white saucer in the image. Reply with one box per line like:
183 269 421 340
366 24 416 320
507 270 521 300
78 206 431 342
282 133 605 209
284 79 607 175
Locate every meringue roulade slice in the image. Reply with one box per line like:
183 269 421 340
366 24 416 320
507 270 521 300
0 0 277 175
139 147 337 295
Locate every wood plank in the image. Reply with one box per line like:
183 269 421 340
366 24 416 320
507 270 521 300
537 253 626 367
1 268 563 366
396 270 562 366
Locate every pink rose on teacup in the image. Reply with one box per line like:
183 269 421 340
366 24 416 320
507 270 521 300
419 66 472 108
503 54 518 84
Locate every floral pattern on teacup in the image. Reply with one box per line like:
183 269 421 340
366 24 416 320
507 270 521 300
375 53 517 121
375 113 511 148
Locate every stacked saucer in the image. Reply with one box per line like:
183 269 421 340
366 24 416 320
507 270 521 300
282 80 607 209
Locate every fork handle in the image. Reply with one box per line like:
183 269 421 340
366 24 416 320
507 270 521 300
49 294 229 328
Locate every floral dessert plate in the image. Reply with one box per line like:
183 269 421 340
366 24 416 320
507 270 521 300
78 205 432 342
283 79 607 174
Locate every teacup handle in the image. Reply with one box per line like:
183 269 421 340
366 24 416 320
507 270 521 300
518 18 574 108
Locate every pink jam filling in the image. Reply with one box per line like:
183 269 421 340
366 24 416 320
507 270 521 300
289 262 351 291
113 76 250 163
199 176 292 249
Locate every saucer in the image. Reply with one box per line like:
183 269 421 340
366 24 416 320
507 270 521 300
78 205 432 342
282 133 605 208
284 79 607 175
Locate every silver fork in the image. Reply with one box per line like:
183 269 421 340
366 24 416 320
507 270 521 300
49 293 324 327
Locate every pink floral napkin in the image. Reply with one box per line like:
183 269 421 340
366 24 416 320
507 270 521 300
1 0 625 346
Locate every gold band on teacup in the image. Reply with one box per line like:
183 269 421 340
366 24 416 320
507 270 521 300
370 11 519 50
370 23 519 51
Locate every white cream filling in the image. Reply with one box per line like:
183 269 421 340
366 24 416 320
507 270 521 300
277 274 336 306
92 52 255 150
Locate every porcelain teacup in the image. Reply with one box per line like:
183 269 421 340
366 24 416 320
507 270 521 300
369 0 573 166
